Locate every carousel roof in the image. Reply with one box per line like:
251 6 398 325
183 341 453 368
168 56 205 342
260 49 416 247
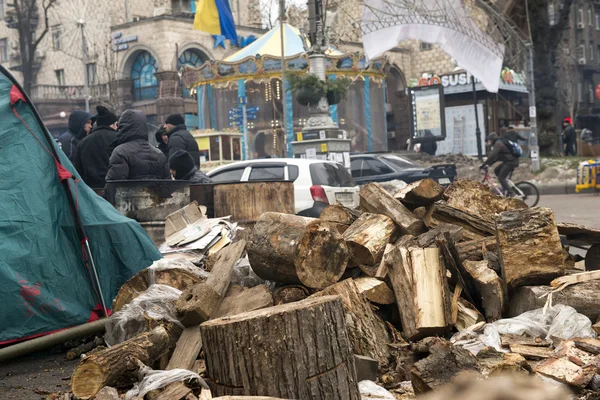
224 23 343 62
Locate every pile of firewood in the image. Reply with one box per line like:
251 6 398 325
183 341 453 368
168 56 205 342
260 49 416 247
69 179 600 400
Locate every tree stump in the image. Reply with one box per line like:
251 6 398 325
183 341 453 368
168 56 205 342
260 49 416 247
200 296 360 399
343 213 397 266
247 213 349 289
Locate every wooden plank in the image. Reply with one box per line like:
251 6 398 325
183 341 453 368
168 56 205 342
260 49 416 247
535 357 596 388
213 285 273 318
509 344 554 360
550 270 600 288
166 326 203 371
500 334 551 348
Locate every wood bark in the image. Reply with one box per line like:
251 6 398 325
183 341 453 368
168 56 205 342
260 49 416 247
385 244 452 340
166 327 203 371
416 223 463 248
394 179 445 205
71 326 171 399
200 296 360 399
213 285 273 318
310 279 391 366
432 203 495 238
354 277 395 305
319 205 362 225
455 238 498 262
177 241 246 326
343 213 397 266
495 207 564 288
247 213 349 289
359 183 425 235
443 180 527 219
463 260 506 322
272 285 310 305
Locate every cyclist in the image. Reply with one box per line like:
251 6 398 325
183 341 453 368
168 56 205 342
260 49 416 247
479 132 519 196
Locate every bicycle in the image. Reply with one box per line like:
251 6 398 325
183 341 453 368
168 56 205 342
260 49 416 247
481 166 540 207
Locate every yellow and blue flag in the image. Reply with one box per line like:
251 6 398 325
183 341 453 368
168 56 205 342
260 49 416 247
193 0 238 42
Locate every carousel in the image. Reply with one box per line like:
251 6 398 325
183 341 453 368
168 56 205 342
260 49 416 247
181 23 389 159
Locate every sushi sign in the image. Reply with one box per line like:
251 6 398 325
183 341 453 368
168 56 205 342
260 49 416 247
417 68 525 88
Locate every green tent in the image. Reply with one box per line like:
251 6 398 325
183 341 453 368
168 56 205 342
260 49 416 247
0 66 162 344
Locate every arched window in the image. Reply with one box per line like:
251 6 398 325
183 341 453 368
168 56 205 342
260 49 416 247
131 51 159 101
177 49 208 98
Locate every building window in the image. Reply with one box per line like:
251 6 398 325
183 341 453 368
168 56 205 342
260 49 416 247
177 49 208 98
52 26 61 50
579 41 586 61
579 8 584 25
131 51 158 101
86 63 97 86
590 8 594 26
0 38 7 62
55 69 65 86
597 14 600 30
591 45 595 61
420 42 432 51
548 4 556 25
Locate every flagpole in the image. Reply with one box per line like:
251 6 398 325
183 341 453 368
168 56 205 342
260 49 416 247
279 0 287 157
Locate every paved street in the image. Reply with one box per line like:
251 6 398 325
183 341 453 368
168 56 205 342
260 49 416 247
539 193 600 229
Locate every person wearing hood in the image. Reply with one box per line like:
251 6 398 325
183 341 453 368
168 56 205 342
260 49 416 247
106 110 171 181
562 117 577 156
479 132 519 195
168 150 213 184
164 114 200 166
57 110 94 163
155 126 169 158
74 106 119 188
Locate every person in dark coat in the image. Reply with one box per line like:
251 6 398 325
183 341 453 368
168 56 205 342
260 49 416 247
562 117 577 156
74 106 118 188
57 110 94 163
106 110 171 181
155 126 169 158
168 150 213 184
479 132 519 195
164 114 200 166
420 129 437 156
504 127 527 143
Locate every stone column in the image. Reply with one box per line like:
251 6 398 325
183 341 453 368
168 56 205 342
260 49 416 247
155 71 185 124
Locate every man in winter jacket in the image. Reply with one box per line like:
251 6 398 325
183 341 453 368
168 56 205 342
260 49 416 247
479 132 519 195
106 110 171 181
168 150 213 184
164 114 200 166
74 106 118 188
57 110 94 163
155 126 169 158
562 117 577 156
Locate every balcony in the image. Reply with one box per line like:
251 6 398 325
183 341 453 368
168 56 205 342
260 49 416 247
30 84 110 101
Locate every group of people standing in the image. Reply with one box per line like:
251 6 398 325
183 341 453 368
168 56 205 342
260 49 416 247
57 107 212 190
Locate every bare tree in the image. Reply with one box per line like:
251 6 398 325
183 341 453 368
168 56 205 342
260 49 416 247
5 0 57 94
98 39 122 113
556 42 578 125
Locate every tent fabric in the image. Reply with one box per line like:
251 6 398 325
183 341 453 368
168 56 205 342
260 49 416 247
361 0 504 93
0 67 162 343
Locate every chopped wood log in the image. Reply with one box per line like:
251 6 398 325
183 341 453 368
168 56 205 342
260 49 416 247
455 238 498 262
386 244 452 340
432 203 495 237
201 296 360 399
463 260 506 321
359 183 425 235
509 344 554 360
500 334 551 348
319 205 362 225
177 240 246 326
593 320 600 336
343 213 397 266
213 284 273 318
413 206 428 219
436 232 477 307
247 213 349 289
66 337 104 361
455 298 484 332
394 179 445 205
166 327 202 371
411 339 481 394
94 386 119 400
272 285 309 305
573 339 600 356
550 270 600 288
213 397 288 400
509 280 600 321
416 223 463 248
476 349 531 377
310 279 390 366
71 326 171 399
154 382 192 400
557 222 600 243
443 180 527 219
495 207 564 288
535 357 596 388
354 277 395 305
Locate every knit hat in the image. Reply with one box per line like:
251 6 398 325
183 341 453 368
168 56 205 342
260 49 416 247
169 150 195 179
165 114 185 126
486 132 498 142
95 106 118 127
563 117 573 125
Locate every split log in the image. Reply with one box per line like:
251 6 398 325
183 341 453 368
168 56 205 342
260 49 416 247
386 244 452 340
436 232 477 307
213 284 273 318
200 296 360 399
153 382 192 400
432 203 495 238
509 280 600 321
508 344 554 360
557 222 600 243
394 179 445 205
310 279 391 366
476 349 531 377
443 180 527 219
177 240 246 326
247 213 349 289
495 207 564 288
455 238 498 262
535 357 596 388
71 326 171 399
354 277 395 305
550 270 600 288
166 326 202 371
213 397 288 400
272 285 309 305
319 205 362 225
359 183 425 235
343 213 397 266
463 260 506 321
455 298 484 332
416 223 463 248
500 334 551 348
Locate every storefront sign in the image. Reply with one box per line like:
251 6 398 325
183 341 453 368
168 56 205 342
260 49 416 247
111 32 138 52
416 67 526 89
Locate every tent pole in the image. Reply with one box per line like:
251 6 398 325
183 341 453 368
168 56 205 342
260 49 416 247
85 241 109 318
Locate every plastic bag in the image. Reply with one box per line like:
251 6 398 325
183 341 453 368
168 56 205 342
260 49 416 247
125 367 208 399
147 258 209 285
231 256 267 288
105 284 183 346
358 380 396 400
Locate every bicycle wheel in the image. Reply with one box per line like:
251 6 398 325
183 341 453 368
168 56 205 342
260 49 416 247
515 181 540 207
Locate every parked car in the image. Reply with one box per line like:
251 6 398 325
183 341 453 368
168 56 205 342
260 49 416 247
350 153 457 186
206 159 360 217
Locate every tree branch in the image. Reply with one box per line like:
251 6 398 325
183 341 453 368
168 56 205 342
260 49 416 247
550 0 575 42
33 0 56 48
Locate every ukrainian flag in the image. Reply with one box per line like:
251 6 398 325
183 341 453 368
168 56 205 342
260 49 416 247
193 0 238 42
